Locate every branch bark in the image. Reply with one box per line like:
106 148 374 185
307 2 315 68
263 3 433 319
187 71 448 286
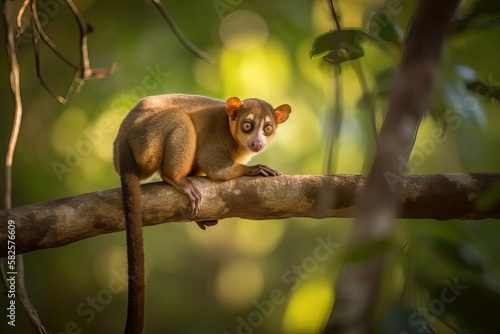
1 173 499 257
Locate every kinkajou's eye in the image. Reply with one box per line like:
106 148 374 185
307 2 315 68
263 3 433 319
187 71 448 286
263 123 274 136
242 120 253 133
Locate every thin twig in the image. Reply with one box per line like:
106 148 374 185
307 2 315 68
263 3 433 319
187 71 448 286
30 0 78 69
65 0 93 80
3 1 48 332
31 15 66 103
16 256 48 333
30 0 109 102
4 2 23 209
151 0 212 63
16 0 30 34
328 0 342 31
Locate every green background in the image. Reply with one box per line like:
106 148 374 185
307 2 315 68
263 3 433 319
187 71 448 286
1 0 499 333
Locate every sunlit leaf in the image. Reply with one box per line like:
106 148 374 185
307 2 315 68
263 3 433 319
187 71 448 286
310 29 369 64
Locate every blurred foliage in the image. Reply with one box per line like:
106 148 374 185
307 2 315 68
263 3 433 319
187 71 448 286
1 0 499 333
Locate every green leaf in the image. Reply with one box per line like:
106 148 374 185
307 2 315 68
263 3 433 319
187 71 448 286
466 81 500 101
310 29 369 64
367 11 403 47
322 48 365 64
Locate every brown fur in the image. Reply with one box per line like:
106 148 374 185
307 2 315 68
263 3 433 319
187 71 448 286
113 94 291 333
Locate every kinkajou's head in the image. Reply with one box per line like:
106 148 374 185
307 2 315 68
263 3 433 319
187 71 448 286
225 97 291 153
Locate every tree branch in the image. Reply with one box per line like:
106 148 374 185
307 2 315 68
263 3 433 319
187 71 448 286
1 173 499 257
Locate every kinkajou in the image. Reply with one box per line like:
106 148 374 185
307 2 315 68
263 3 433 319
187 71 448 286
113 94 291 333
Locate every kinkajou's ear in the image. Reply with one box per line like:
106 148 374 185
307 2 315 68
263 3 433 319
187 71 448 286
274 104 291 124
225 97 242 120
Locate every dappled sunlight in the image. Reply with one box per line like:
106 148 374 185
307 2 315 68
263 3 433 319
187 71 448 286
194 54 224 95
80 157 109 183
91 110 122 161
185 219 284 260
233 220 286 257
185 219 240 258
219 39 292 99
408 117 464 174
49 105 119 191
312 1 335 34
297 39 329 90
51 107 89 155
333 113 368 174
214 259 265 310
281 280 334 333
219 10 269 52
93 246 127 291
5 0 500 332
276 98 323 154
